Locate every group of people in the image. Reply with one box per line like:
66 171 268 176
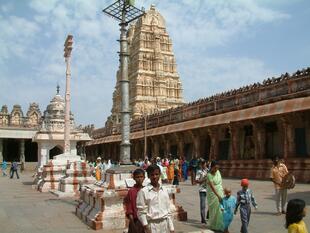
87 154 307 233
133 156 190 185
194 157 307 233
87 157 113 181
195 159 258 233
1 160 21 179
121 156 307 233
125 165 175 233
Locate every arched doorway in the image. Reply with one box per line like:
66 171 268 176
49 146 63 159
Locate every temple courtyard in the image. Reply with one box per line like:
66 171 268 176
0 172 309 233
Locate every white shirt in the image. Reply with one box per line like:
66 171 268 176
137 183 174 231
196 168 208 192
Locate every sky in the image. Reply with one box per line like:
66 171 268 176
0 0 309 128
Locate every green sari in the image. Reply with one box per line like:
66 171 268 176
206 170 224 231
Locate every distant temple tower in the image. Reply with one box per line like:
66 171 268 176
108 5 184 126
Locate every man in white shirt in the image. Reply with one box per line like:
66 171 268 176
137 164 174 233
195 159 209 224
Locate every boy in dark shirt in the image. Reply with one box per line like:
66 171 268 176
125 168 145 233
234 179 258 233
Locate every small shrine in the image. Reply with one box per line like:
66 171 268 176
33 86 95 195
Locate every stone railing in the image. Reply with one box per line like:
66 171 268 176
92 67 310 139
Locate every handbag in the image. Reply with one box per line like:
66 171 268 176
281 173 295 189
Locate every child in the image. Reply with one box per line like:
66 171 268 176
125 168 145 233
1 160 7 176
137 164 175 233
286 199 308 233
220 188 236 233
234 178 258 233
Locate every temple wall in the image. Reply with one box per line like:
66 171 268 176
220 159 310 183
87 110 310 182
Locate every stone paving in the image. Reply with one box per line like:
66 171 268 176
0 172 309 233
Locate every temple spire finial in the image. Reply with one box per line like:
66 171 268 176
56 83 60 95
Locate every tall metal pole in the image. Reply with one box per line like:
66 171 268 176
119 9 131 164
144 114 147 158
103 0 145 165
64 35 73 155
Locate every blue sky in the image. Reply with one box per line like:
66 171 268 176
0 0 309 127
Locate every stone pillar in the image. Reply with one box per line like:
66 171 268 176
20 139 25 163
280 116 295 159
189 130 201 158
0 138 3 162
173 133 184 159
229 125 240 160
164 135 171 156
81 142 86 161
38 143 49 167
208 128 219 160
151 138 160 158
177 139 184 159
251 120 266 159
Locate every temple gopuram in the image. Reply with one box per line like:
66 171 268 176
105 5 184 133
86 6 310 182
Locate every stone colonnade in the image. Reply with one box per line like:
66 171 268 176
86 112 310 182
0 138 27 163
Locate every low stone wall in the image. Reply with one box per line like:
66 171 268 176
220 158 310 183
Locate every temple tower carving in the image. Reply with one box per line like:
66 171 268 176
108 5 184 126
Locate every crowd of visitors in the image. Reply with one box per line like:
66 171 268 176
85 155 307 233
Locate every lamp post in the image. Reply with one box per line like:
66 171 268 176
103 0 144 164
143 107 147 159
64 35 73 155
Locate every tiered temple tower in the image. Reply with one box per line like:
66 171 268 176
108 5 184 126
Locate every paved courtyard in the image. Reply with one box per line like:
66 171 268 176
0 172 309 233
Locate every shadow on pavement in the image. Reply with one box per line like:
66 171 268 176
180 218 207 229
287 191 310 204
264 191 310 205
22 181 33 185
45 198 77 206
253 211 278 216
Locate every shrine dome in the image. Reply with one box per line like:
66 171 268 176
41 85 74 132
44 87 65 120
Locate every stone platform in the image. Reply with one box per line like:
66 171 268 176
76 183 187 231
34 154 95 196
76 166 187 231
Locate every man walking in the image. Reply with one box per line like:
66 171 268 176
270 157 288 215
10 161 19 179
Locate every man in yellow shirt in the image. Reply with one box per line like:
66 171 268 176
270 157 289 215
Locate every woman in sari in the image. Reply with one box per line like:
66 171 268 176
167 160 175 184
95 157 102 181
206 160 224 232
